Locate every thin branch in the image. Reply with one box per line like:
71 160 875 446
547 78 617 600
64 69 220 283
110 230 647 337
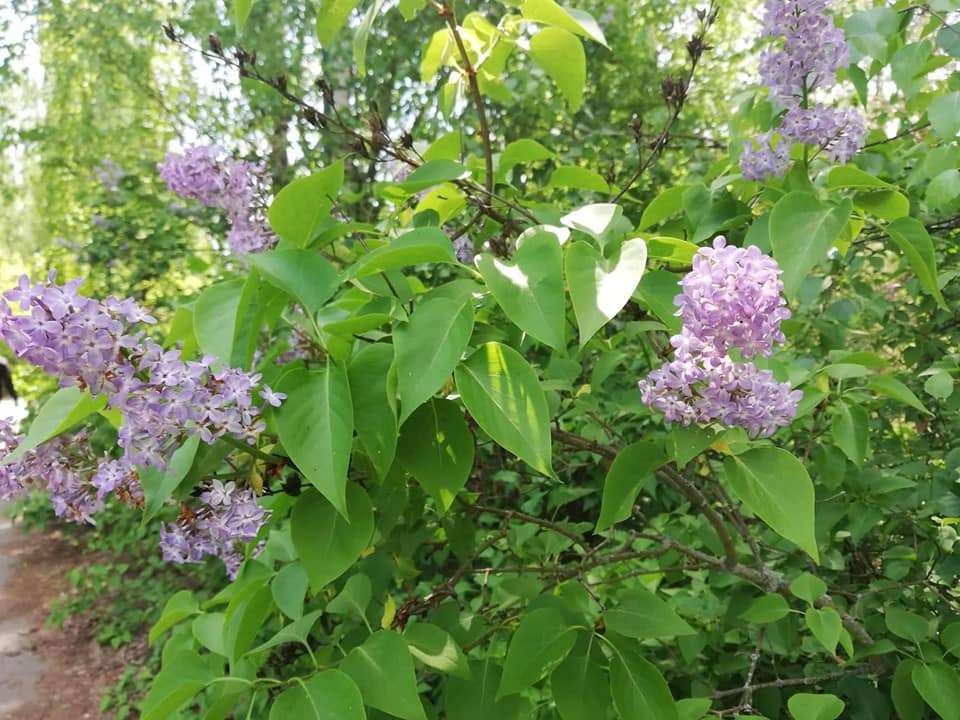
711 667 871 700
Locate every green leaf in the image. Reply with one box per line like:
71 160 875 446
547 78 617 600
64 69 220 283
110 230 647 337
885 606 931 643
604 587 695 639
394 292 474 423
912 662 960 720
247 249 340 314
827 166 893 190
272 562 309 620
739 594 791 624
677 698 712 720
866 376 931 415
341 630 427 720
927 169 960 211
884 217 947 309
520 0 607 46
249 609 323 656
223 582 274 662
455 342 554 477
638 185 689 230
788 693 845 720
149 591 199 645
398 398 474 511
277 366 354 515
327 573 372 621
549 165 609 193
892 659 925 720
924 371 954 399
565 238 647 346
804 607 841 654
269 162 345 247
140 650 215 720
348 343 398 480
194 279 245 364
477 230 566 350
561 203 622 239
191 613 227 656
529 27 585 111
667 425 717 467
789 573 827 605
644 235 699 265
724 447 820 563
769 193 852 299
388 159 470 195
399 0 426 20
635 271 682 333
234 0 255 30
347 227 456 279
942 622 960 658
596 439 667 531
270 670 366 720
352 0 387 76
1 387 106 464
316 0 361 47
608 636 679 720
498 608 577 697
498 139 555 180
831 400 869 467
929 91 960 139
855 189 910 221
550 641 612 720
404 622 472 679
290 486 374 593
141 435 201 522
446 660 532 720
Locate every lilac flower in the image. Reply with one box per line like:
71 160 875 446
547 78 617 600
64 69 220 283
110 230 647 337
674 237 791 359
780 105 865 164
453 235 475 264
259 386 286 407
740 131 791 181
158 146 276 255
160 481 270 578
639 237 800 437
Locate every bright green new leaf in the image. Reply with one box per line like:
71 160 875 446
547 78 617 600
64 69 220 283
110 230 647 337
638 185 689 230
644 235 699 265
246 249 340 314
269 161 344 247
498 139 555 180
831 399 869 467
341 630 427 720
549 165 609 193
404 622 472 679
498 608 577 697
596 438 667 531
394 291 474 423
867 375 931 415
398 398 475 511
352 0 387 76
348 343 398 480
885 217 947 308
788 693 845 720
347 227 456 279
912 662 960 720
316 0 362 47
520 0 608 46
804 607 841 654
149 590 199 645
769 193 852 299
1 387 106 465
477 230 565 349
739 593 791 624
565 237 647 346
530 27 585 111
234 0 255 30
290 486 374 593
789 572 827 605
277 366 354 515
603 587 695 638
455 342 554 477
270 670 366 720
724 447 820 562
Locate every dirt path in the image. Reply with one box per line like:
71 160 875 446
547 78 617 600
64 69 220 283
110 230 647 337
0 515 129 719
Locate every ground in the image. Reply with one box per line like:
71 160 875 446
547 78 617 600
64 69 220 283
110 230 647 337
0 516 133 719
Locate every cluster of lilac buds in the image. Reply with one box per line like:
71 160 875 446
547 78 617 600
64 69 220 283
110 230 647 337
0 273 281 571
160 480 270 579
740 0 865 180
158 145 276 254
639 237 802 437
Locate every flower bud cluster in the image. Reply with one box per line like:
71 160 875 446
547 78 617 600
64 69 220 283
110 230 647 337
740 0 864 180
158 145 276 254
638 237 802 437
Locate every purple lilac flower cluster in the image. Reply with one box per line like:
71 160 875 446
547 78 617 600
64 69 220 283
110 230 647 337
638 237 802 437
0 273 279 571
160 480 269 579
740 0 865 180
158 146 276 254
